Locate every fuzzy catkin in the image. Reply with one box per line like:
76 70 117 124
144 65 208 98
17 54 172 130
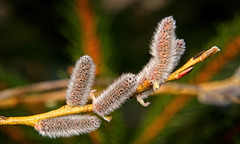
66 55 96 107
93 73 137 117
136 16 186 101
147 16 178 85
173 39 186 67
34 115 101 138
175 39 186 58
150 16 176 60
136 58 155 99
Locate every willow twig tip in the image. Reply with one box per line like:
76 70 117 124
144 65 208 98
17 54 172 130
202 46 220 60
213 46 221 51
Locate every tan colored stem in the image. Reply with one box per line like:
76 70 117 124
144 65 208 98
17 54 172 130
0 79 68 100
1 76 238 108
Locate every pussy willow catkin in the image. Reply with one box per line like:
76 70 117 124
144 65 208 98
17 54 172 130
66 55 96 107
34 115 101 138
136 16 185 105
93 73 138 117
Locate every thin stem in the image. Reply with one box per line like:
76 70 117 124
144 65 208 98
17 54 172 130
0 104 93 126
0 79 68 100
0 90 66 108
166 46 220 81
0 78 113 101
1 76 238 108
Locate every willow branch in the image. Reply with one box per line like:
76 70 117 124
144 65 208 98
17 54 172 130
135 46 220 93
0 79 68 100
0 90 66 108
0 104 93 126
167 46 220 81
1 76 238 108
0 78 113 100
0 46 219 127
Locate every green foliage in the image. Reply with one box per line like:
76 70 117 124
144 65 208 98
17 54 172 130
56 0 84 61
0 66 29 88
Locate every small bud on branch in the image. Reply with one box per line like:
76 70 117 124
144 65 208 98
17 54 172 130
167 46 220 81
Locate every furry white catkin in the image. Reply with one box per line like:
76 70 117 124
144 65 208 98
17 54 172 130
136 16 186 106
150 16 177 60
147 16 178 89
66 55 96 107
93 73 138 117
34 115 101 138
174 39 186 67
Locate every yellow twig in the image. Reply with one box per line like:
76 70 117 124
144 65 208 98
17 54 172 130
0 104 93 126
0 46 219 127
166 46 220 81
136 46 219 93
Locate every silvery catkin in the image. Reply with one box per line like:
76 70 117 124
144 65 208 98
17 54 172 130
34 115 101 138
93 73 137 117
66 55 96 107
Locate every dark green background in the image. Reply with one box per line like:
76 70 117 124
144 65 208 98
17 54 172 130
0 0 240 143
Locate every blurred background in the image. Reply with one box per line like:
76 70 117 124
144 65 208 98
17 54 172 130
0 0 240 143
